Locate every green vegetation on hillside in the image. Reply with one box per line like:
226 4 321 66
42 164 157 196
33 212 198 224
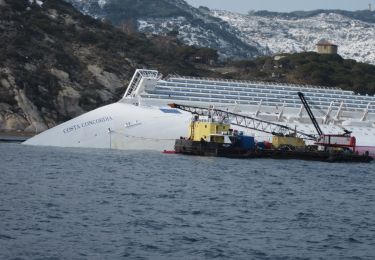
227 52 375 95
102 0 191 24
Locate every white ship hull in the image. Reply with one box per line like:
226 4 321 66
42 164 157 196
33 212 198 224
24 102 191 150
24 69 375 157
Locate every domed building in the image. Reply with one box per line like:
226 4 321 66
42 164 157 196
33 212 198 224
316 39 338 55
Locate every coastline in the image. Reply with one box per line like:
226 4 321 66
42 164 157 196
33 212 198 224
0 131 35 143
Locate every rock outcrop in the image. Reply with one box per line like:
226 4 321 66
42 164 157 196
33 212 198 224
0 0 212 133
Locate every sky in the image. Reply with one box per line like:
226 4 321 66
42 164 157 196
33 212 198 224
186 0 375 13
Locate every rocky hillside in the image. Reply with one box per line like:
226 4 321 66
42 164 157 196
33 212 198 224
0 0 215 133
67 0 375 64
252 9 375 24
212 10 375 64
65 0 263 59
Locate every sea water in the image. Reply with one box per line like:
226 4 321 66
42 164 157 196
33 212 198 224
0 143 374 259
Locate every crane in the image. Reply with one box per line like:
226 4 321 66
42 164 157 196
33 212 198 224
297 92 323 136
297 92 356 150
168 103 317 140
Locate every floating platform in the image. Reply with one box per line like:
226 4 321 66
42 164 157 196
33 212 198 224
174 139 373 163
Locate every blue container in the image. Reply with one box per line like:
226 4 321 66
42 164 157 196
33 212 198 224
240 136 255 150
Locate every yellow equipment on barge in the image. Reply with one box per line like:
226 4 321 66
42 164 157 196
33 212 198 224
188 115 231 143
271 136 305 150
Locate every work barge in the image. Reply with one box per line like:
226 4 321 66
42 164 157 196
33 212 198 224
169 98 373 163
174 139 372 163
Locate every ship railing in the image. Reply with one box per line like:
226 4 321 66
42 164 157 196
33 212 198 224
141 93 307 108
165 75 375 99
141 93 375 114
153 85 374 110
167 75 345 92
170 84 373 105
170 78 353 96
123 69 160 98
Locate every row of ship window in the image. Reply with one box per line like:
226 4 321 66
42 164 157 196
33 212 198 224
149 88 374 109
166 79 353 95
156 84 374 104
141 93 375 113
158 81 375 102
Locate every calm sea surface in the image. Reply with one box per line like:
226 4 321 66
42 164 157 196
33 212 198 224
1 143 375 259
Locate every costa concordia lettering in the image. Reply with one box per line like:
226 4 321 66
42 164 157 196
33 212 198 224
63 117 113 134
24 69 375 157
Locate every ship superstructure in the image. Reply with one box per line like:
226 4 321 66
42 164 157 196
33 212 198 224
25 69 375 156
127 70 375 121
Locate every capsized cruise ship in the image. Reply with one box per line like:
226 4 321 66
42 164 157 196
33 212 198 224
24 69 375 156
